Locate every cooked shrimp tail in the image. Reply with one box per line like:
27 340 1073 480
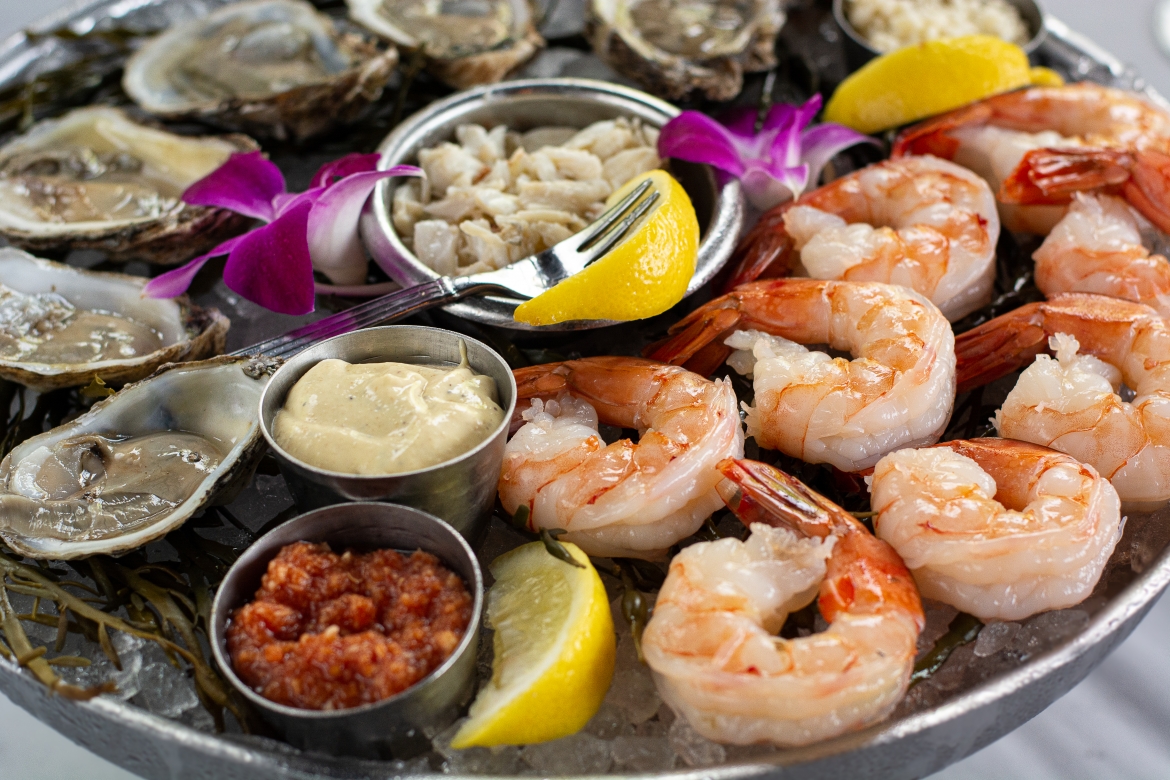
998 147 1134 204
953 301 1049 392
1126 149 1170 233
718 458 925 624
722 203 797 291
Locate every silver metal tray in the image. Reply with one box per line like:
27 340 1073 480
1 2 1168 779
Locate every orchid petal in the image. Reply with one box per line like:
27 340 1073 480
762 94 822 134
274 186 325 218
182 151 285 222
741 167 799 211
223 202 316 315
308 166 423 286
722 106 762 139
142 235 247 299
801 124 878 188
658 111 746 177
312 153 383 189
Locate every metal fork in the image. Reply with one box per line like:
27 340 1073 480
231 179 659 361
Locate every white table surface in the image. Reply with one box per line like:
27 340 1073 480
1 1 1169 778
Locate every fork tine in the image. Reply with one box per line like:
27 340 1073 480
575 179 654 249
581 190 660 262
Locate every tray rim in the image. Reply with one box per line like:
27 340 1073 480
0 5 1168 780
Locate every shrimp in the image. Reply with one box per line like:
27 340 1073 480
870 439 1122 621
498 357 744 559
642 458 923 746
725 155 1001 321
1033 192 1170 317
893 83 1170 235
954 292 1170 506
646 279 956 472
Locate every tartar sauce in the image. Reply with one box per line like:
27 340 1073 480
272 356 504 475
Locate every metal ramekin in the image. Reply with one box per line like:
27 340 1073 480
359 77 745 333
258 325 516 542
832 0 1048 72
210 502 483 759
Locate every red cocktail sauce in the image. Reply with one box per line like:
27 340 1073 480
227 541 473 710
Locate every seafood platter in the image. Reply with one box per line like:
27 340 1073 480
1 0 1170 777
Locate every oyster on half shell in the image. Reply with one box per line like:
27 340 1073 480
0 107 255 264
0 248 229 391
347 0 543 89
587 0 784 101
123 0 398 141
0 356 272 559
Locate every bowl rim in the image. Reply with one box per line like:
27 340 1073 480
830 0 1049 57
360 76 745 333
208 501 485 721
257 324 518 482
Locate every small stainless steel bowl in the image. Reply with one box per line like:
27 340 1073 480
209 502 483 759
832 0 1048 71
258 325 516 541
360 77 745 333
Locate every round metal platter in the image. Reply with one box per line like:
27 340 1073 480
1 2 1169 779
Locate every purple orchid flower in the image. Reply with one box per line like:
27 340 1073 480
144 151 422 315
657 94 875 211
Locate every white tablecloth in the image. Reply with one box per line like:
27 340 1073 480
1 1 1167 777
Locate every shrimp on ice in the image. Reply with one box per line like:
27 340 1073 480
726 155 1001 321
954 292 1170 507
646 279 956 472
499 357 744 559
1033 192 1170 317
893 83 1170 234
643 458 923 746
870 439 1122 621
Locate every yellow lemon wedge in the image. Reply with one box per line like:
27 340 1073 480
825 35 1053 134
449 541 615 748
512 170 699 325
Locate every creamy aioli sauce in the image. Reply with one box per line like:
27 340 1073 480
272 356 504 475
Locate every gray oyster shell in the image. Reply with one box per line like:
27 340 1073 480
0 248 229 391
123 0 398 141
0 356 271 560
0 107 256 264
586 0 785 101
347 0 543 89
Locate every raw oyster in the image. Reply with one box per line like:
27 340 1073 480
0 248 228 391
586 0 785 101
0 356 272 559
123 0 398 141
347 0 542 89
0 107 255 264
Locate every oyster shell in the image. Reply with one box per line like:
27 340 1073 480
0 248 229 391
347 0 543 89
123 0 398 141
0 356 272 559
0 107 255 264
586 0 785 101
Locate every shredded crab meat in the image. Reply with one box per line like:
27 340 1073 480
397 118 662 276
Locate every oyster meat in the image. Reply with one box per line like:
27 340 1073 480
0 107 255 264
347 0 542 89
587 0 785 101
0 356 271 559
0 248 228 391
123 0 398 141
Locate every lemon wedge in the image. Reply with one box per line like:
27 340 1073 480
449 541 615 748
824 35 1058 134
512 170 699 325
